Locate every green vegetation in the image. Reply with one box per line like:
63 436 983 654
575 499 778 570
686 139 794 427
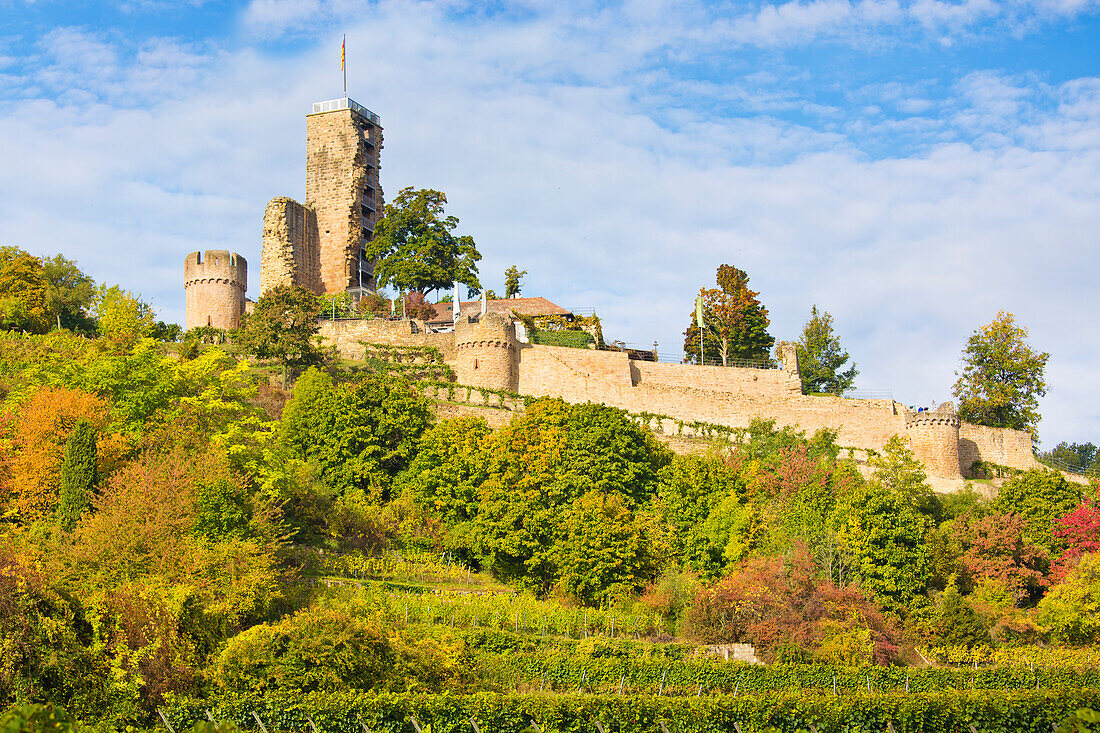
953 310 1050 438
367 187 482 298
4 248 1100 730
783 305 858 395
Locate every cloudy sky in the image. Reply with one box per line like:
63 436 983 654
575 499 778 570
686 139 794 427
0 0 1097 446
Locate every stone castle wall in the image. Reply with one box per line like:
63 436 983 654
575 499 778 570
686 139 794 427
184 250 247 330
959 421 1040 473
314 316 1039 480
261 197 320 295
306 108 383 294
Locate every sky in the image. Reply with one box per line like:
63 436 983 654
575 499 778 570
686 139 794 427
0 0 1097 447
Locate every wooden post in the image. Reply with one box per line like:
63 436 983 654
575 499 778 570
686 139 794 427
251 712 270 733
157 710 176 733
411 717 423 733
618 675 625 695
205 710 216 724
658 669 667 696
470 719 481 733
308 717 321 733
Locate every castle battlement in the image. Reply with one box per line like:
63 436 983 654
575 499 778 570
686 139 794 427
184 250 247 331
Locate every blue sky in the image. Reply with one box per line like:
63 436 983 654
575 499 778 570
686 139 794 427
0 0 1097 446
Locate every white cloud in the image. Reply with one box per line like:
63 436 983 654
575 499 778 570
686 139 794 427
0 0 1098 446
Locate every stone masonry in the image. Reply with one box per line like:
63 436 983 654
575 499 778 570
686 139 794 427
261 198 320 293
317 316 1042 481
260 98 383 297
183 250 247 330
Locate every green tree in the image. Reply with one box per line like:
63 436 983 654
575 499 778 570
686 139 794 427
832 442 934 615
237 284 324 383
93 285 155 351
994 468 1081 551
280 368 432 499
786 305 858 394
396 416 491 528
503 265 526 299
0 249 51 333
935 583 990 647
683 265 774 365
1038 552 1100 644
367 187 481 298
953 311 1049 437
552 491 661 605
1044 441 1099 474
55 421 98 531
41 255 96 333
472 399 671 597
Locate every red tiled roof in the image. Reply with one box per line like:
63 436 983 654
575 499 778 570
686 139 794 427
428 296 572 324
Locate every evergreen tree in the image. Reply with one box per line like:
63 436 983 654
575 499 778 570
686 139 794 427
936 584 990 648
790 305 858 395
503 265 526 299
55 420 98 530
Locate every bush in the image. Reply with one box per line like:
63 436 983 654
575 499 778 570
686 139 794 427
531 330 595 349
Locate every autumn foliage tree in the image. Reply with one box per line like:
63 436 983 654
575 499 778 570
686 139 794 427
5 387 112 522
685 546 899 664
684 265 774 365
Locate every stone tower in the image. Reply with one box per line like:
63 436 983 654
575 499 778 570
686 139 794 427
260 97 383 297
905 402 962 479
453 312 519 392
184 250 247 330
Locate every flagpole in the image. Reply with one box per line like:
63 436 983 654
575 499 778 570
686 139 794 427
342 35 347 98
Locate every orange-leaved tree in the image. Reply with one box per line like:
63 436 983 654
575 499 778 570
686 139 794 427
5 386 118 522
683 265 774 366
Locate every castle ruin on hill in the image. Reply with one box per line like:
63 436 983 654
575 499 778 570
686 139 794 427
183 95 1041 483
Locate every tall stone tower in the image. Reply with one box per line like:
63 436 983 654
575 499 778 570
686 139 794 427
260 97 383 297
184 250 247 330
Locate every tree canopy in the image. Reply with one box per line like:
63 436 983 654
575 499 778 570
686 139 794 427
787 305 858 395
236 285 324 382
503 265 526 299
366 187 481 297
953 311 1049 437
683 265 774 365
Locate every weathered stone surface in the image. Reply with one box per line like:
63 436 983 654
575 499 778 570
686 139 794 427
184 250 246 330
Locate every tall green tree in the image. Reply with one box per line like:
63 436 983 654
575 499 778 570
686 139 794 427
503 265 526 299
366 187 481 297
0 248 51 333
55 420 98 531
787 305 858 395
953 311 1049 437
42 255 96 332
471 399 672 598
994 468 1081 552
237 285 324 383
683 265 774 365
280 368 432 499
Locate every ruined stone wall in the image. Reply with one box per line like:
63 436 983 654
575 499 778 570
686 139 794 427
183 250 247 330
317 319 455 361
260 197 320 295
959 422 1040 474
306 108 383 294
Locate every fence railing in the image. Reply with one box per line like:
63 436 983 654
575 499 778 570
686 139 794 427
841 389 894 400
1035 452 1100 478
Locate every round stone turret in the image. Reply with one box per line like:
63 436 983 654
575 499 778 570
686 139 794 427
905 401 962 479
184 250 247 331
453 311 518 392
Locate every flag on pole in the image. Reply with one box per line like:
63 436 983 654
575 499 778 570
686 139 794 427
695 296 704 328
341 36 345 72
